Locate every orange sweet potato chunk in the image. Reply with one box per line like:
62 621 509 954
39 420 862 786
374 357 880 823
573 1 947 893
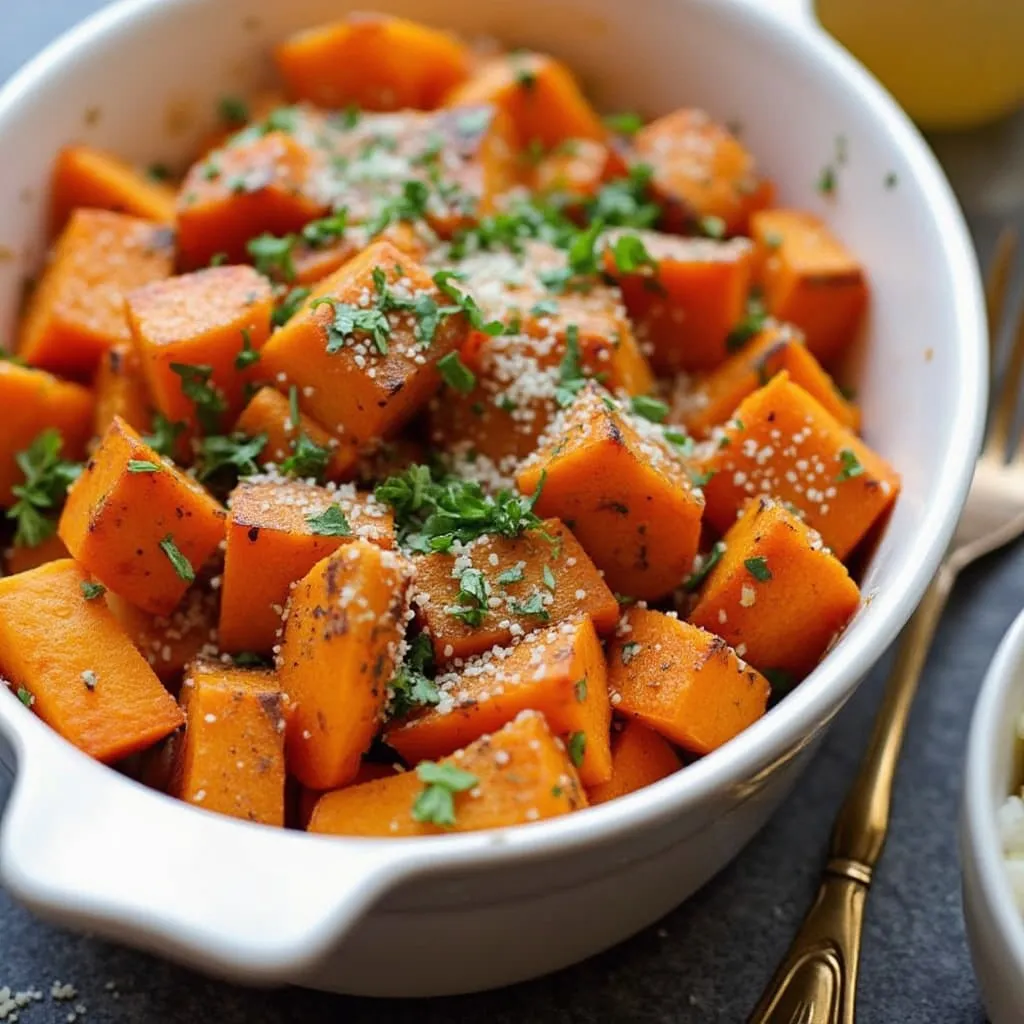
413 518 619 665
444 52 605 149
58 416 226 616
278 539 413 790
606 608 770 755
175 658 287 826
126 264 273 434
233 386 358 482
689 497 860 681
601 230 755 373
176 132 329 269
309 710 586 836
517 386 704 601
633 109 773 235
530 138 626 212
586 720 683 806
697 372 900 561
219 478 394 654
50 144 175 235
259 239 470 445
674 323 859 436
0 559 184 762
386 615 612 786
750 209 868 366
93 343 153 437
0 362 93 506
18 210 174 378
276 14 471 111
106 587 218 681
3 534 69 576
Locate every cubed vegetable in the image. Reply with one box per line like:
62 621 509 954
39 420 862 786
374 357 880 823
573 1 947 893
586 721 682 805
689 496 861 680
93 344 153 438
0 559 184 762
606 608 770 755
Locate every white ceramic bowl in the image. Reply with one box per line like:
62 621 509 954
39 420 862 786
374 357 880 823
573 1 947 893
962 610 1024 1023
0 0 985 997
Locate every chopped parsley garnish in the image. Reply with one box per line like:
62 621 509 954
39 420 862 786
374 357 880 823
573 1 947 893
554 325 588 408
587 164 660 229
530 298 559 317
305 503 352 537
301 208 348 248
248 232 298 281
80 581 106 601
366 178 431 237
764 230 783 250
16 686 34 708
411 761 479 828
218 95 249 125
169 362 226 434
447 567 490 627
127 459 161 474
603 112 644 135
567 731 587 768
630 394 669 423
146 162 171 182
234 328 261 370
510 592 550 621
688 468 715 488
196 432 266 483
232 651 273 668
664 429 694 455
620 641 642 665
682 541 726 592
744 556 772 582
279 388 332 481
574 678 588 702
609 233 657 274
272 285 311 327
836 448 865 482
725 293 768 352
311 295 391 355
7 429 82 548
209 252 228 267
542 564 557 591
699 215 727 239
388 634 440 719
514 65 538 91
817 164 837 196
437 351 476 394
497 564 525 586
376 464 548 553
432 270 504 337
159 534 194 583
144 413 186 458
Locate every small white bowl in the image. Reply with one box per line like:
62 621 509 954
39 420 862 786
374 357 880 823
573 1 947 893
962 608 1024 1023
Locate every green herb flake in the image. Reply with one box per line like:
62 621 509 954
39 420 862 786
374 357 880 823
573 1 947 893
6 429 82 549
699 215 727 239
196 432 266 483
555 325 588 408
610 233 657 275
630 394 669 423
305 503 352 537
80 580 106 600
144 413 186 458
511 592 550 621
447 567 490 627
514 65 538 91
159 534 195 583
764 230 784 250
817 164 837 196
567 731 587 768
127 459 162 475
620 641 641 665
725 293 768 352
530 298 559 317
15 686 34 708
603 112 644 135
682 541 726 592
411 760 480 827
437 352 477 394
233 651 272 668
574 678 588 703
218 95 249 125
388 634 440 719
744 556 772 582
836 448 864 482
169 362 226 435
497 564 525 586
146 162 171 182
688 468 715 489
247 232 297 282
542 564 557 591
235 327 261 370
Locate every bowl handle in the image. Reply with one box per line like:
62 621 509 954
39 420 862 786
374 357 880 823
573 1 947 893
0 734 419 983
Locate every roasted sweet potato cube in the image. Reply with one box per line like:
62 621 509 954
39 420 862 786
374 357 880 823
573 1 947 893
58 416 226 616
175 658 287 825
750 209 868 366
106 587 218 681
673 323 859 437
601 230 755 373
586 720 683 806
278 539 413 790
276 14 471 111
126 264 273 434
290 221 435 286
0 559 184 762
176 132 329 269
517 386 704 601
93 344 153 437
219 478 394 654
413 518 619 665
3 534 69 576
607 608 770 755
689 497 861 680
233 386 358 482
386 615 612 786
18 210 174 378
0 362 94 506
309 710 586 836
259 239 470 445
50 144 175 235
697 372 900 560
295 761 402 829
444 52 605 148
530 138 626 213
633 109 772 235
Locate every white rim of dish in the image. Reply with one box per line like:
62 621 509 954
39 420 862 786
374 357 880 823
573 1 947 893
0 0 987 873
964 609 1024 968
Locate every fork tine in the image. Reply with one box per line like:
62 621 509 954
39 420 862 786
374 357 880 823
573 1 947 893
987 294 1024 460
987 228 1017 370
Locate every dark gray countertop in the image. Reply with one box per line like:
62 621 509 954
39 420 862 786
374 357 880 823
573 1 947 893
2 3 1023 1021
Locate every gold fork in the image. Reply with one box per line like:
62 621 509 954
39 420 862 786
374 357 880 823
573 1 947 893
749 231 1024 1024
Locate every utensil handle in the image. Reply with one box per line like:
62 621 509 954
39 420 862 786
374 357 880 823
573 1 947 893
748 564 955 1024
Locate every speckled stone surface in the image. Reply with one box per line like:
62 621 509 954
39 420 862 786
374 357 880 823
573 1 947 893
2 3 1023 1021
